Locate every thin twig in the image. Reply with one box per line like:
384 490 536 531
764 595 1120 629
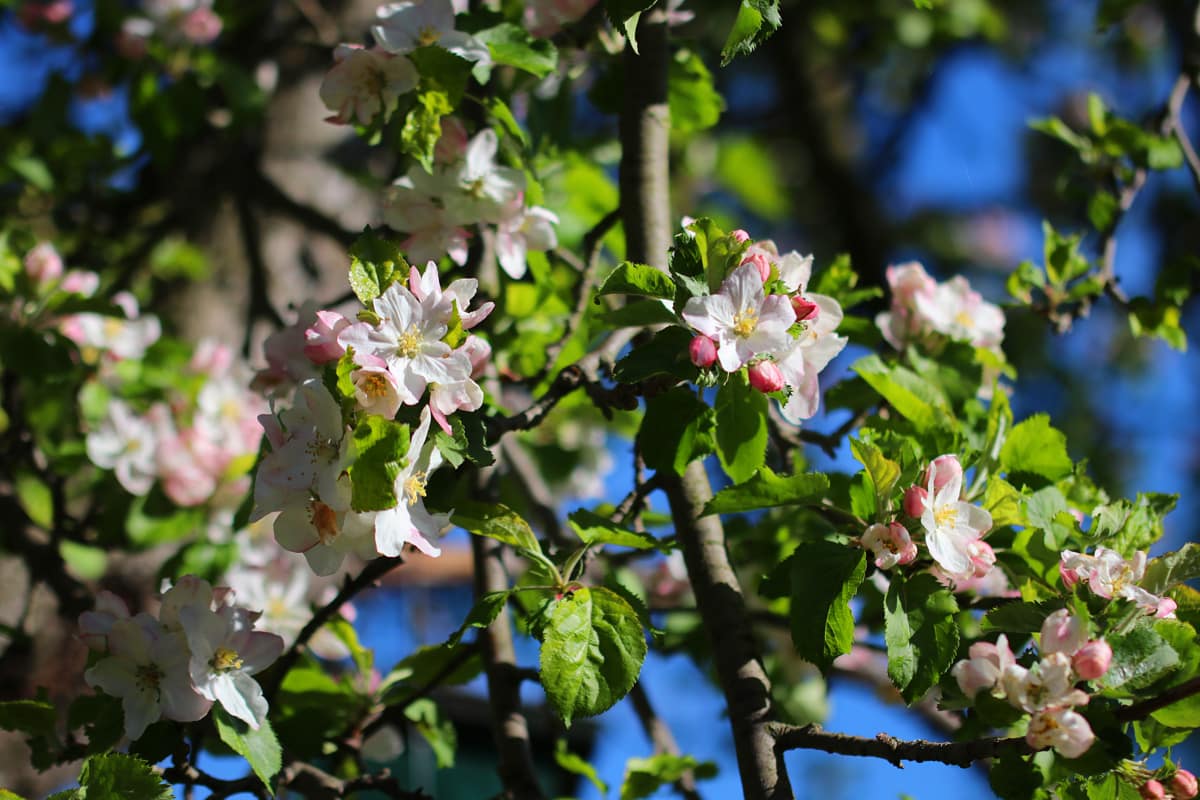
771 723 1030 769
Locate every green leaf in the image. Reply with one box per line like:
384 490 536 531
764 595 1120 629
981 599 1063 633
1000 413 1073 483
715 136 789 222
540 587 647 726
484 97 528 145
432 412 494 468
1090 493 1177 555
639 386 715 476
853 354 952 431
599 298 681 329
1104 621 1180 695
983 477 1025 527
612 326 698 384
1142 543 1200 596
621 753 718 800
452 501 541 554
568 509 659 550
14 470 53 529
401 88 453 171
213 707 281 793
447 591 511 646
787 542 867 671
383 642 481 697
348 228 407 306
1151 691 1200 729
348 416 409 512
714 375 768 484
126 490 206 548
604 0 657 53
597 262 677 300
850 439 900 513
75 753 173 800
702 467 829 516
475 22 558 77
0 699 56 736
556 740 608 796
405 698 457 768
719 0 781 65
669 50 724 134
884 573 960 703
60 540 107 581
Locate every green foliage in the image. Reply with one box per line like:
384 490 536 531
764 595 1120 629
349 416 410 512
597 262 678 300
475 23 558 78
884 573 960 703
556 740 608 796
702 467 829 515
720 0 782 65
401 88 453 172
669 50 724 134
452 501 541 553
639 386 716 476
784 542 867 671
621 754 718 799
53 753 173 800
348 228 407 306
853 354 953 430
714 374 769 484
568 509 660 550
539 587 647 726
213 707 282 793
1000 414 1073 484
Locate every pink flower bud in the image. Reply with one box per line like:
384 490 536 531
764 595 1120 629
1171 769 1198 800
903 485 928 517
181 7 222 44
689 335 717 368
923 454 963 492
61 269 99 296
1140 780 1166 800
741 249 772 283
1060 560 1080 590
1156 597 1178 619
1072 639 1112 681
303 310 349 364
24 242 63 286
791 296 820 322
968 540 996 578
730 229 751 244
747 361 785 393
1041 608 1087 657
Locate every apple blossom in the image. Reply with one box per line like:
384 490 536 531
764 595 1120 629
84 618 210 740
1026 706 1095 759
24 242 63 286
682 263 796 373
523 0 600 38
861 522 917 570
320 45 418 126
747 360 785 393
382 178 471 266
303 310 351 364
406 261 494 331
1040 609 1087 657
951 634 1016 699
351 357 405 419
78 591 134 651
372 0 491 65
86 399 159 495
495 202 560 280
741 245 773 283
374 409 447 558
689 335 718 368
1141 780 1167 800
922 454 963 493
62 300 162 362
903 485 928 517
274 478 380 576
1002 652 1090 713
919 456 993 581
180 604 284 728
772 293 848 423
1058 547 1174 616
441 129 526 225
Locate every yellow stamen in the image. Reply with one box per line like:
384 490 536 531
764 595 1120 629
417 26 440 46
732 309 758 338
396 325 423 358
403 471 427 506
310 500 340 545
360 372 391 399
934 505 958 528
211 647 244 673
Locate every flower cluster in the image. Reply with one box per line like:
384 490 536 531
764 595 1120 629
863 454 995 582
1141 769 1199 800
683 235 848 423
1060 547 1177 618
875 261 1005 354
120 0 224 53
79 576 284 740
84 339 265 507
252 263 490 574
952 609 1110 758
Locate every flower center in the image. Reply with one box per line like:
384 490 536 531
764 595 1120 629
934 505 958 528
135 663 163 691
732 309 758 338
417 25 440 47
310 500 340 544
403 471 427 506
396 325 423 359
211 647 244 673
360 372 391 399
955 310 975 329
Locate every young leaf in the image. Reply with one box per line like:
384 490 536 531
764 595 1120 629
597 262 678 300
348 416 409 512
720 0 781 65
401 88 452 171
0 699 56 736
639 386 716 476
447 591 512 646
1142 543 1200 596
1000 414 1073 483
853 354 952 430
474 23 558 78
451 501 541 554
540 587 647 726
556 740 609 796
702 467 829 515
348 228 407 306
213 708 281 793
73 753 173 800
621 753 718 800
850 439 901 511
787 542 867 671
714 375 768 484
884 573 960 703
568 509 659 550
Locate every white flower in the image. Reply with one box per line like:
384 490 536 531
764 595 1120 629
407 261 495 330
86 399 159 495
274 477 380 576
382 180 471 266
1027 707 1095 759
951 634 1016 699
1001 652 1090 714
84 618 210 740
681 263 796 373
1060 547 1174 616
320 44 418 126
773 293 847 423
913 275 1005 350
1040 609 1087 658
352 358 405 419
494 202 559 280
441 130 526 225
372 0 491 64
861 522 917 570
224 565 310 648
374 409 447 558
180 604 284 729
919 458 992 580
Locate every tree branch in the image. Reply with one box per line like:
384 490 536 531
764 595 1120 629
771 723 1031 769
629 682 703 800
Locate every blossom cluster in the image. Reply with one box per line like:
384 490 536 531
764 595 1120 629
119 0 224 54
252 263 491 574
79 576 284 740
875 261 1005 354
683 235 848 424
861 454 996 583
952 609 1111 758
1061 547 1177 619
319 2 558 279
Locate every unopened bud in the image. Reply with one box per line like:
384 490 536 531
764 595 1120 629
1140 780 1166 800
1171 769 1198 800
791 296 819 322
24 243 63 286
923 454 963 492
1072 640 1112 681
903 485 928 518
741 250 772 283
730 229 750 244
689 335 717 368
747 361 784 394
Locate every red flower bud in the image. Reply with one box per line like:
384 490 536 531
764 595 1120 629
1140 780 1166 800
791 296 820 322
903 486 929 518
1172 769 1198 800
730 229 751 244
1072 640 1112 681
747 361 785 393
689 335 717 368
